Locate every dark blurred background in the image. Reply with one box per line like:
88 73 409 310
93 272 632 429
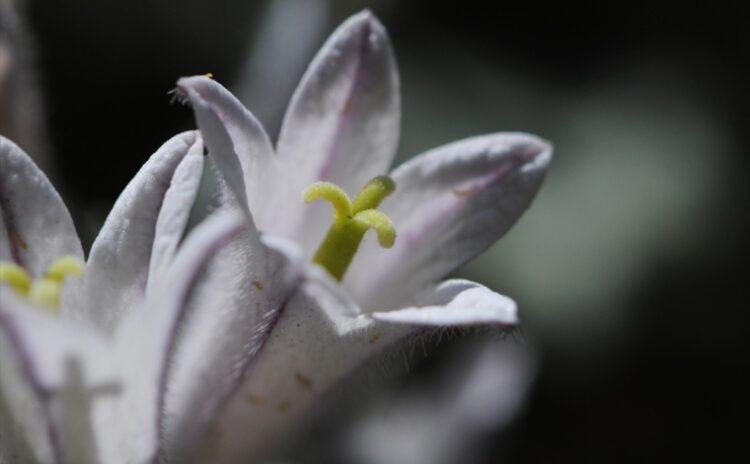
2 0 748 461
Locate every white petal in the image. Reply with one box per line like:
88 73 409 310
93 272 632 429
159 233 303 461
76 132 200 333
0 302 59 464
147 139 205 289
185 276 513 461
177 77 269 225
372 279 518 326
346 132 551 310
0 136 82 276
275 10 401 251
188 266 411 463
112 210 248 461
176 76 278 223
0 289 122 463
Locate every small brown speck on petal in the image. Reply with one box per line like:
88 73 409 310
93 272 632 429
245 393 265 406
10 230 27 250
452 187 478 198
295 372 314 390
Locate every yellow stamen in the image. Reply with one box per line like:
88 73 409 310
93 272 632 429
29 278 62 309
0 262 31 295
303 182 352 226
352 210 396 247
351 176 395 213
0 256 84 311
46 255 84 282
303 176 396 281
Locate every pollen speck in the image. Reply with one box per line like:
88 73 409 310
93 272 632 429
10 230 27 250
453 187 479 198
245 393 265 406
251 280 264 291
369 333 382 345
295 372 314 390
342 95 354 114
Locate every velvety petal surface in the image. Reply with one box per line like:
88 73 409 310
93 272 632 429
75 132 202 333
0 289 122 464
110 210 248 463
147 139 205 289
275 10 401 252
203 277 518 461
345 132 552 310
188 263 411 463
159 230 303 461
0 298 59 464
0 136 82 277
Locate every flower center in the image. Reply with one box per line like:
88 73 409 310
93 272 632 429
303 176 396 281
0 256 84 311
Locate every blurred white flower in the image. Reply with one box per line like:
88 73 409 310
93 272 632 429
172 10 551 462
233 0 398 135
346 342 537 464
0 133 255 462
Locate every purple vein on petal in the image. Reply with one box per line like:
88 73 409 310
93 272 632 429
316 19 371 183
208 287 297 427
399 150 534 262
154 224 245 439
287 20 373 243
0 310 62 464
0 177 25 268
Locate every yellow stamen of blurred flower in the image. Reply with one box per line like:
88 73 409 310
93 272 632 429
0 262 31 295
0 255 84 311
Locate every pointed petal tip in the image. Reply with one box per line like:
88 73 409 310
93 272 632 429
522 133 553 171
496 131 553 166
174 75 228 111
171 129 199 147
476 132 552 180
350 8 380 26
176 74 212 93
339 8 389 43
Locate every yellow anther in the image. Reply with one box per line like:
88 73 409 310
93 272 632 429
304 176 397 281
351 176 395 213
303 182 352 225
352 209 396 247
29 278 61 310
0 256 83 312
46 256 84 282
0 262 31 295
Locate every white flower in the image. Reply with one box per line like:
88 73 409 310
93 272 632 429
0 9 551 463
0 133 252 463
171 10 552 462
